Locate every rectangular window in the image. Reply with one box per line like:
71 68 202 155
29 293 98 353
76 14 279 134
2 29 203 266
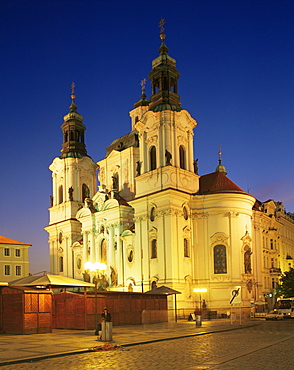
4 248 10 256
15 249 21 257
184 238 190 257
59 256 64 272
4 265 10 275
151 239 157 259
16 266 21 276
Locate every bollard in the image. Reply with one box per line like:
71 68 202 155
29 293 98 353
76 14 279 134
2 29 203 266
196 315 202 327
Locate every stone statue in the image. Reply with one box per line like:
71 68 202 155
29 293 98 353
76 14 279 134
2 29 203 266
112 174 118 190
193 159 199 175
136 161 142 176
244 248 252 274
110 266 118 286
68 186 74 201
83 270 90 283
165 150 172 166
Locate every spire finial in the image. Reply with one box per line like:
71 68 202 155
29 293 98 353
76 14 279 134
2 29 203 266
159 17 166 39
216 144 227 174
218 144 222 165
71 82 76 100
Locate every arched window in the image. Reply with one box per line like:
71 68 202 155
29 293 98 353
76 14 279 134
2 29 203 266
179 145 186 170
101 239 107 264
184 238 190 257
151 239 157 259
58 185 63 204
82 183 90 201
214 245 227 274
150 146 157 171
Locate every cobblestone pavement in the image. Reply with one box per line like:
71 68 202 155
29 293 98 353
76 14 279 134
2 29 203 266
3 320 294 370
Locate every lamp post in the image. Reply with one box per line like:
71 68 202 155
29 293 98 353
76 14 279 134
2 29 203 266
193 288 207 327
84 262 106 330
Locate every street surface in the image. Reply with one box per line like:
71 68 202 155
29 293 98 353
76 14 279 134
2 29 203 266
3 320 294 370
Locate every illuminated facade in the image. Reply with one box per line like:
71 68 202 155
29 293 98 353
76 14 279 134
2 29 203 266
0 236 30 282
45 31 294 312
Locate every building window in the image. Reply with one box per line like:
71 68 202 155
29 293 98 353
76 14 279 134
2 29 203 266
15 249 21 257
184 238 190 257
151 239 157 259
179 145 186 169
214 245 227 274
59 256 64 272
16 266 21 276
4 265 10 275
4 248 10 256
150 146 157 171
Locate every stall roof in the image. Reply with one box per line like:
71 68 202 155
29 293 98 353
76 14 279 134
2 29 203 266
145 286 182 295
9 274 95 288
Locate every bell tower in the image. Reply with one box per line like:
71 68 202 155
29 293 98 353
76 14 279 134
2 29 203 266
130 21 199 197
45 85 97 276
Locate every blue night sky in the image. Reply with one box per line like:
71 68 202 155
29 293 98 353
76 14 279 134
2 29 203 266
1 0 294 273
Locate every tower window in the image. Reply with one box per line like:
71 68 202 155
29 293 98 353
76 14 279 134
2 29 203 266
150 146 157 171
59 185 63 204
179 145 186 169
214 245 227 274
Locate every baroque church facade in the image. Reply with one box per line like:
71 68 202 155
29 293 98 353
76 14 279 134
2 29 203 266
45 30 294 313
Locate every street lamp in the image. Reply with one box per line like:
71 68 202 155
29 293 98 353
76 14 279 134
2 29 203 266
193 288 207 327
84 262 107 330
193 288 207 311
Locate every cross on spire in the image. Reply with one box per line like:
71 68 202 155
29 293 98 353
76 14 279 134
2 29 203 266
159 17 166 39
140 78 147 93
71 82 76 99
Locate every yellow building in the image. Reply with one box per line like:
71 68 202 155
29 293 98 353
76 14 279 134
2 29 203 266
45 29 294 314
0 236 30 283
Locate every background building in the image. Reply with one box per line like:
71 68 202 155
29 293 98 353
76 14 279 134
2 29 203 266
0 236 30 283
45 30 294 314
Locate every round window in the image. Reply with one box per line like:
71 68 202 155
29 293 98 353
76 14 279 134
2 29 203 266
127 250 133 262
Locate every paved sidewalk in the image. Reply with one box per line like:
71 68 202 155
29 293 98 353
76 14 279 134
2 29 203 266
0 319 260 366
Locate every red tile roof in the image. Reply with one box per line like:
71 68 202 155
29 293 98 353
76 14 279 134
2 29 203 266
198 171 247 195
0 236 31 246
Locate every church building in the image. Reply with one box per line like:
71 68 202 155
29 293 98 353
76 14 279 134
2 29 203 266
45 27 294 313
